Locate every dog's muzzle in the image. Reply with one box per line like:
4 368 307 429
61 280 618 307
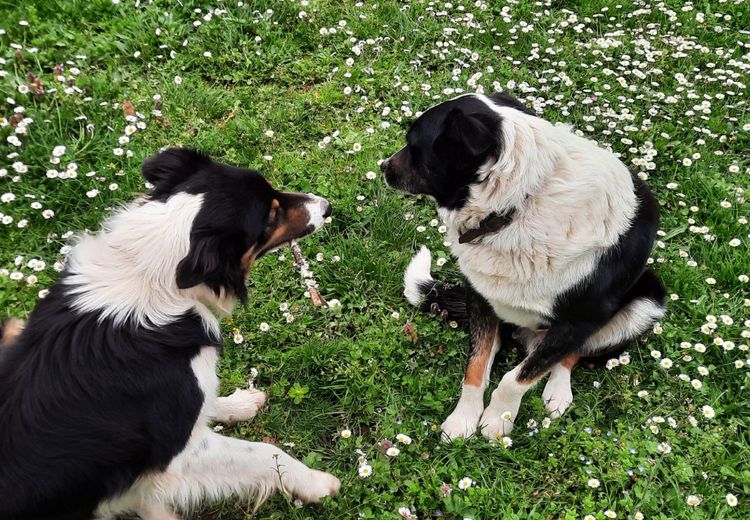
304 195 332 230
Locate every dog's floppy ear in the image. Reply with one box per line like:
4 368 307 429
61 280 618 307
435 107 497 159
142 148 211 194
176 233 248 303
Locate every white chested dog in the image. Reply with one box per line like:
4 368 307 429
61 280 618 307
0 149 339 520
382 93 665 440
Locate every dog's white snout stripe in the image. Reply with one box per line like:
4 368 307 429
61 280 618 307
304 195 330 230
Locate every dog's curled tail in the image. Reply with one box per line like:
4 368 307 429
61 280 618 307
404 247 468 321
1 318 25 348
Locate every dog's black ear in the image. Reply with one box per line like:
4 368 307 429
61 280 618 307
436 107 498 159
176 233 248 303
142 148 211 194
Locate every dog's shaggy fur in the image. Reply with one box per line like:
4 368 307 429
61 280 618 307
0 149 339 520
383 93 665 440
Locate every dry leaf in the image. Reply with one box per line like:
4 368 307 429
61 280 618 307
403 322 417 343
122 100 135 117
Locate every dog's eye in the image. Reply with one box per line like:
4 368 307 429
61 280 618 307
267 199 282 226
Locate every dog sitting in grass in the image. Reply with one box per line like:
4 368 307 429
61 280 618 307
382 93 666 441
0 149 339 520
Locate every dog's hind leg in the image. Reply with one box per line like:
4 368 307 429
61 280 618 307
440 289 501 441
587 269 666 352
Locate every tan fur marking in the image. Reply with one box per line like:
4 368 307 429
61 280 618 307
1 318 25 346
561 353 582 370
464 327 498 386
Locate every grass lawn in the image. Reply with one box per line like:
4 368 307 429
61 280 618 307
1 0 749 518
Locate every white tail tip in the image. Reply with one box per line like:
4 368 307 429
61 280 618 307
403 246 433 306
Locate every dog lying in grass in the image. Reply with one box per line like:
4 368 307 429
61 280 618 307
382 93 666 441
0 149 339 520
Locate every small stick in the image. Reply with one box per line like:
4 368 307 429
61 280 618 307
290 240 328 307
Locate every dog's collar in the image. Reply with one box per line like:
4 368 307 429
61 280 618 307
458 208 517 244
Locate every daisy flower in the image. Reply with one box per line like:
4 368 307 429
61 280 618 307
396 433 412 445
457 477 473 490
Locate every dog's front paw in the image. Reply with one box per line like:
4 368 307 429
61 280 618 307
441 408 481 441
479 406 515 439
542 376 573 419
291 470 341 503
215 388 267 424
439 385 485 442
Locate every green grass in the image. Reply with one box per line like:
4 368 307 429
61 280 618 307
1 0 750 518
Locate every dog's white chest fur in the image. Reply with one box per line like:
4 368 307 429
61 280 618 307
439 100 637 329
191 346 219 420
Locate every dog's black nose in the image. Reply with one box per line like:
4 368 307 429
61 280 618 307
379 160 388 173
323 200 333 218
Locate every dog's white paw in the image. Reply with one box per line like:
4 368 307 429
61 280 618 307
439 386 485 442
440 408 481 441
291 469 341 503
542 374 573 419
215 388 267 424
479 406 516 439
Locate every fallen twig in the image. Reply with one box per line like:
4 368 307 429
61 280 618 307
290 240 327 307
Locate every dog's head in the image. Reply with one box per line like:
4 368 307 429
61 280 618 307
381 93 533 209
141 148 331 303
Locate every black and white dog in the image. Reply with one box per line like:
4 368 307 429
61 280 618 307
0 149 339 520
382 93 666 440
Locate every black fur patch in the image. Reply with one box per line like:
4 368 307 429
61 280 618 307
0 286 221 519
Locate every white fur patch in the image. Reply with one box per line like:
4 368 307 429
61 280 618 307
441 385 485 441
64 193 227 336
213 388 267 424
304 195 329 231
479 365 534 438
403 246 433 306
541 363 573 419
